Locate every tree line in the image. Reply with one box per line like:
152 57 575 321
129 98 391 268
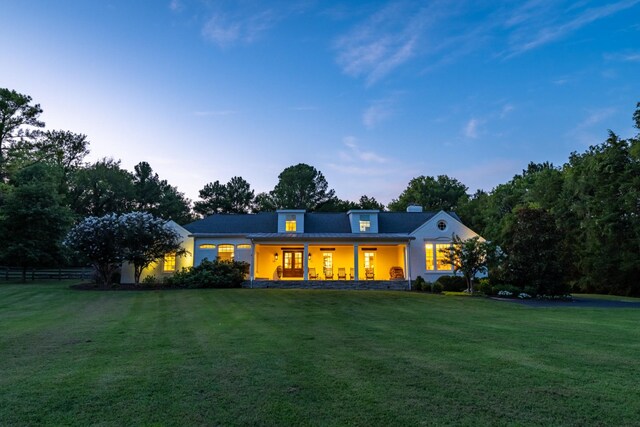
1 87 639 295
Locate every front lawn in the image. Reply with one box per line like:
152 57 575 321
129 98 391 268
1 282 639 425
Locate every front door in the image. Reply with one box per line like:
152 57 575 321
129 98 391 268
282 250 303 278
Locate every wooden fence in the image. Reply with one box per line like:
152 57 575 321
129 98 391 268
0 267 94 281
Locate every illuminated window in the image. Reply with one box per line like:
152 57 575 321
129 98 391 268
364 252 375 269
359 214 371 232
323 252 333 270
199 244 215 249
163 253 176 272
285 215 297 232
218 244 234 261
436 244 452 270
425 244 434 270
237 244 251 249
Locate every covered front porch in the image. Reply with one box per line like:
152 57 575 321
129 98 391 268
249 234 413 284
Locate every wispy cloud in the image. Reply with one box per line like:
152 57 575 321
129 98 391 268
333 3 444 85
194 110 238 117
567 107 617 145
463 118 483 139
340 136 388 163
362 97 396 129
504 0 640 57
462 101 515 139
169 0 182 12
333 1 639 83
291 106 318 111
202 10 277 47
198 1 310 48
500 103 515 119
604 51 640 62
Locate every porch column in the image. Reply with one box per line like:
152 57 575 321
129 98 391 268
353 244 359 280
407 243 412 289
303 243 309 280
249 241 255 288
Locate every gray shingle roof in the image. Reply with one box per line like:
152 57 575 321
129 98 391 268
378 212 437 233
303 213 352 233
184 211 456 235
184 212 277 234
248 233 414 241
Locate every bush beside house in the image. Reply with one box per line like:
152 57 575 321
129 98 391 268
166 259 249 288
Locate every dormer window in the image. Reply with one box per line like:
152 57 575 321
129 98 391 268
359 214 371 232
285 215 297 232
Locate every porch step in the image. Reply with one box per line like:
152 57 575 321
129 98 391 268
243 280 410 291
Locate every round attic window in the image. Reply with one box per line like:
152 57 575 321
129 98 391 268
437 220 447 231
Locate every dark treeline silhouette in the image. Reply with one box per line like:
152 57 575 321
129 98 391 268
1 88 638 295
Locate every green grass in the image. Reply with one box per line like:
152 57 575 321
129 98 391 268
576 293 640 302
1 282 639 426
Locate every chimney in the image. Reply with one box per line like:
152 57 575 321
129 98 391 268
406 205 423 213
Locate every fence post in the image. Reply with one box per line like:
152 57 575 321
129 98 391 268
31 269 35 281
58 268 62 281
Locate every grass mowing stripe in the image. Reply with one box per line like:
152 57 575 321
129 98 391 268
1 283 639 425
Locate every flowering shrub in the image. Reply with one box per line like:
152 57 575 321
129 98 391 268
517 292 532 299
64 214 124 285
118 212 184 284
497 290 513 297
65 212 184 285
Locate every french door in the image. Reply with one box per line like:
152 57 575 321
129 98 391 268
282 250 304 278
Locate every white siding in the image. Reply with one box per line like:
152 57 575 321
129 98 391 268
408 211 484 281
121 221 194 284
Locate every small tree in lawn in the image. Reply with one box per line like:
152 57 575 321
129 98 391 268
64 214 124 286
119 212 185 284
440 235 489 293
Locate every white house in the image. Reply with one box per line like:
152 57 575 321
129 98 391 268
122 206 484 286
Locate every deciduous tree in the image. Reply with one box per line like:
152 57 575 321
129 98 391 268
388 175 468 212
68 158 135 217
440 235 490 293
0 164 72 281
503 206 566 295
270 163 335 210
119 212 185 284
0 88 44 176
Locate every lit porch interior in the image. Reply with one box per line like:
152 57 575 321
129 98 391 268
252 243 409 281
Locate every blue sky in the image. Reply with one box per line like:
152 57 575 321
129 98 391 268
1 1 639 205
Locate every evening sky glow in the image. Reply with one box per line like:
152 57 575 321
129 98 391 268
1 0 639 204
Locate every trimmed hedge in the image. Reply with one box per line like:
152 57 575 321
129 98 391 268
435 275 466 292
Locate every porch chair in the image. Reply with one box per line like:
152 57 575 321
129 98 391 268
324 268 334 280
308 267 318 280
337 268 347 280
365 268 375 280
349 268 354 280
389 266 404 280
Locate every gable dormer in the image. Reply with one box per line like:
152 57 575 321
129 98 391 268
347 210 379 233
277 210 305 233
